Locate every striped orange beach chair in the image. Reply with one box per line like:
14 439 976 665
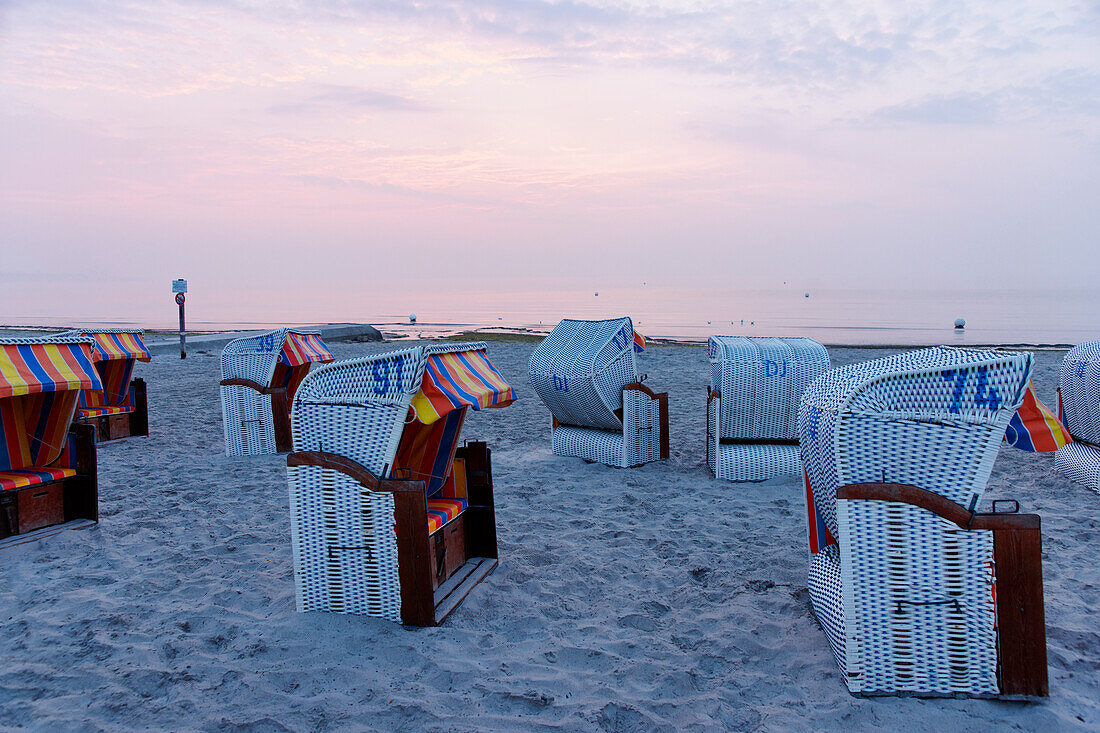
0 336 100 541
61 329 152 441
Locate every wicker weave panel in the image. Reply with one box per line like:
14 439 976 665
529 318 637 431
287 464 402 619
552 425 626 467
713 442 802 482
709 336 829 440
220 384 276 456
1059 341 1100 445
1055 442 1100 493
839 499 997 695
807 544 846 671
707 396 719 475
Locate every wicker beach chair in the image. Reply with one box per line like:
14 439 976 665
1054 341 1100 493
706 336 829 482
528 318 668 468
60 329 151 441
219 329 334 456
799 346 1048 698
0 336 99 541
286 342 516 626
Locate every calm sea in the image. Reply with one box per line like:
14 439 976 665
5 286 1098 346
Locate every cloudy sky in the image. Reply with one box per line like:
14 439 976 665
1 1 1097 325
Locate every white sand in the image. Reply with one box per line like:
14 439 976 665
1 341 1097 731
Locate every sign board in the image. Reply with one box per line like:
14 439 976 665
172 279 188 293
175 293 186 306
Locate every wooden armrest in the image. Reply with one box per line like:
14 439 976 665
837 483 1040 530
623 382 664 399
287 451 425 494
220 377 283 394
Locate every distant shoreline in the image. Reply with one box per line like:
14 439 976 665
1 323 1076 351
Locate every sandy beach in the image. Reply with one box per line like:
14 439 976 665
1 338 1097 731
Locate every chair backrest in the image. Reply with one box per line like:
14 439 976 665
798 346 1032 540
60 330 151 408
709 336 829 440
529 318 639 430
221 328 332 388
1059 341 1100 445
0 335 101 470
292 341 514 484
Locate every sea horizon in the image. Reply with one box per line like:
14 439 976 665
3 284 1096 347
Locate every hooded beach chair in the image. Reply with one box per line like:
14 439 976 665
799 346 1048 698
1054 341 1100 493
285 342 515 626
706 336 829 482
0 336 99 541
219 329 334 456
528 318 668 468
61 329 151 441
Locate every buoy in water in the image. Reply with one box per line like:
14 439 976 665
409 314 417 324
804 292 810 298
955 318 966 329
594 292 599 297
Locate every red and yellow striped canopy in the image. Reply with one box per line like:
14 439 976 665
410 349 515 425
83 331 152 362
0 342 102 399
279 332 334 367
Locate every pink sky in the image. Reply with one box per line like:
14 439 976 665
1 1 1097 327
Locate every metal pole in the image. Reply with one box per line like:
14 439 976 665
179 301 187 359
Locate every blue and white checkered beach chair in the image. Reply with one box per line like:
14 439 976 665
529 318 668 468
799 346 1048 698
286 342 515 626
1054 341 1100 493
706 336 829 482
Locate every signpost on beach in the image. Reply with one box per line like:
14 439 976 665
172 279 187 359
